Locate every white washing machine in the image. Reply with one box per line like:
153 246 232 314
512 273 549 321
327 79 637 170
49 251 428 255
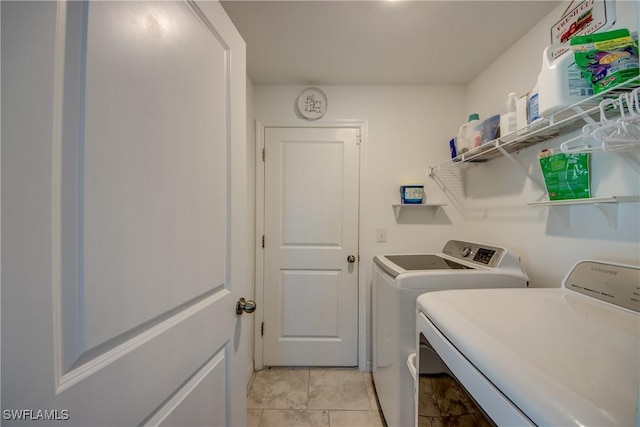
372 240 528 427
415 260 639 426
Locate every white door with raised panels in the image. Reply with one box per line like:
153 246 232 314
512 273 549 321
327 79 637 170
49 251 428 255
1 1 247 425
262 127 360 366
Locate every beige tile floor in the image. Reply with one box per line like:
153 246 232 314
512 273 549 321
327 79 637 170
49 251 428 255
246 368 385 427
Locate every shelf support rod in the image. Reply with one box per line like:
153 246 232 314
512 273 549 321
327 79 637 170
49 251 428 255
430 170 467 214
593 202 619 228
495 145 547 192
549 205 571 227
618 151 640 173
570 105 598 126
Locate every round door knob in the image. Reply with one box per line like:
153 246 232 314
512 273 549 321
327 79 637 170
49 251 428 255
347 255 356 263
236 298 257 315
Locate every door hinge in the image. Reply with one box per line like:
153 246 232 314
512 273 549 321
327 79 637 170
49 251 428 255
356 128 362 145
262 235 265 248
262 148 265 162
261 322 264 336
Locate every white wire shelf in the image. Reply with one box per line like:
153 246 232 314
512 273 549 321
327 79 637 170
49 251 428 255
430 75 640 176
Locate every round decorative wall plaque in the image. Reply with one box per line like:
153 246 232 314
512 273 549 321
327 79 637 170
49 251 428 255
297 87 327 120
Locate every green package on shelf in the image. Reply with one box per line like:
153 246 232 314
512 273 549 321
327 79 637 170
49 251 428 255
538 150 591 201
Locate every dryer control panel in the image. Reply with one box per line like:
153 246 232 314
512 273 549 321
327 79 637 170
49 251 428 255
441 240 505 268
564 260 640 312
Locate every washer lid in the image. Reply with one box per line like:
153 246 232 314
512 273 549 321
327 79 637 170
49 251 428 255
418 287 640 427
384 254 471 271
373 254 475 278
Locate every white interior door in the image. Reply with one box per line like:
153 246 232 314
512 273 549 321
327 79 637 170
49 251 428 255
1 1 247 426
263 127 360 366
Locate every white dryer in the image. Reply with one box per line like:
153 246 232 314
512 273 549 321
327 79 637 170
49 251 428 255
372 240 528 427
415 260 639 427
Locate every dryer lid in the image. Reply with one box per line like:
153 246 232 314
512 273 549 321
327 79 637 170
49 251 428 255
417 262 640 427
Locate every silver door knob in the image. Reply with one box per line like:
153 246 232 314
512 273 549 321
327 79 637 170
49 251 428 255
236 298 257 315
347 255 356 263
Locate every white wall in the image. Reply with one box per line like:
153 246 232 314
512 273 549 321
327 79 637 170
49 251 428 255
464 0 640 287
253 84 467 250
251 0 640 369
253 85 467 368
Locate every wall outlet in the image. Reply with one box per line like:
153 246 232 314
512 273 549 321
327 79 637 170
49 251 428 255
376 227 387 243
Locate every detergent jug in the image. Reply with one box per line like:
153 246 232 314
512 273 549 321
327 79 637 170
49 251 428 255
457 114 480 154
538 44 593 118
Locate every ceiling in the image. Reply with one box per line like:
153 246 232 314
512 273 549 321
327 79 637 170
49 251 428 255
220 0 561 85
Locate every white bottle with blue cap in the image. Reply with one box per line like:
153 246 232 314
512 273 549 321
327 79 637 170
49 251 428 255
457 114 480 154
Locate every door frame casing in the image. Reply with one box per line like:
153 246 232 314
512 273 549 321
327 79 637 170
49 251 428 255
254 120 368 371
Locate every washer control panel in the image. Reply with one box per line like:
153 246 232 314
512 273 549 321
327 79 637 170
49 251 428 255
442 240 505 268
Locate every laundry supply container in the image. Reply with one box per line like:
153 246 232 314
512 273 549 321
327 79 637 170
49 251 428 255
538 44 593 118
400 185 424 204
457 114 480 153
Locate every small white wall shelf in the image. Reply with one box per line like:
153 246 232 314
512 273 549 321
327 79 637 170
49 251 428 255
392 203 447 220
527 196 640 228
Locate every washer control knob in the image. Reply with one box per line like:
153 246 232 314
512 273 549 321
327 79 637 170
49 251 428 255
461 247 472 257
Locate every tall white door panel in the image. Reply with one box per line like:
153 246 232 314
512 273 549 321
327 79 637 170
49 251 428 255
263 127 360 366
1 1 248 425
